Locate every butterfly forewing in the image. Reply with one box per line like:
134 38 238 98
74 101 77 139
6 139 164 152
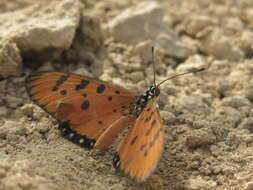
114 99 164 181
26 72 136 149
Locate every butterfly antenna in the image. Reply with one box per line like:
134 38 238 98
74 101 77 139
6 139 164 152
157 68 205 87
152 46 156 87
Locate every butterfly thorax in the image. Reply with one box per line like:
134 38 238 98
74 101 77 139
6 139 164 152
130 85 160 117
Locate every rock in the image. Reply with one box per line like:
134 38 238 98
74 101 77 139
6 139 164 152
185 15 217 37
0 40 22 77
20 103 35 116
68 14 105 77
1 160 60 190
0 80 6 93
221 96 251 109
6 96 23 108
177 55 207 72
176 95 211 115
216 81 234 98
0 107 8 117
245 182 253 190
223 17 244 33
107 1 192 59
0 120 26 138
134 40 153 63
245 89 253 103
215 106 242 127
0 0 80 54
128 71 144 83
226 131 242 148
199 28 244 61
160 110 177 125
240 30 253 57
107 1 164 44
184 176 217 190
239 117 253 132
156 33 193 59
186 129 216 148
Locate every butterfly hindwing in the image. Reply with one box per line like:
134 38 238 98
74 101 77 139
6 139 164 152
113 99 164 181
25 72 136 149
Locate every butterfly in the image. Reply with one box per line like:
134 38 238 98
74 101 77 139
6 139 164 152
25 47 204 182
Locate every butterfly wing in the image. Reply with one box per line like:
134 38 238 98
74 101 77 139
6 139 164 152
25 72 136 149
113 99 164 181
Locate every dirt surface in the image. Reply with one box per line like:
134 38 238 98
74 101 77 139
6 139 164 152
0 0 253 190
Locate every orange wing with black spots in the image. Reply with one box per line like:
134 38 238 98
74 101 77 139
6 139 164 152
26 72 136 149
113 99 164 181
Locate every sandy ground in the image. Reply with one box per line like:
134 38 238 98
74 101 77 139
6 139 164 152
0 0 253 190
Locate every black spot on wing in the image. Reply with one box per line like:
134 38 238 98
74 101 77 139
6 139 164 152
140 144 146 151
81 100 90 110
114 90 120 94
56 75 69 86
60 89 67 95
108 96 112 101
144 112 154 123
96 84 106 94
149 128 162 147
52 86 58 91
52 74 69 91
131 136 138 145
145 128 151 136
145 119 157 136
75 80 89 90
151 119 157 128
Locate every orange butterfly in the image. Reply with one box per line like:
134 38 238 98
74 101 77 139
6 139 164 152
25 47 204 181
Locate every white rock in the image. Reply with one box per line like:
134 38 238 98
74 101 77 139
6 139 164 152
107 1 192 59
0 0 80 52
176 95 211 115
177 55 207 72
0 40 22 77
223 17 244 33
20 104 35 116
184 176 217 190
0 121 26 137
200 29 244 61
107 1 164 44
134 40 153 63
215 106 242 127
156 33 193 59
